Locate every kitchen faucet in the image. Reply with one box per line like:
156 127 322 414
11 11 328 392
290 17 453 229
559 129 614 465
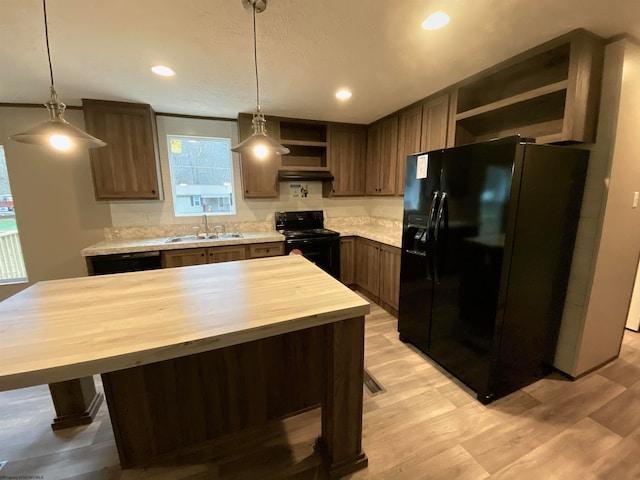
202 213 210 238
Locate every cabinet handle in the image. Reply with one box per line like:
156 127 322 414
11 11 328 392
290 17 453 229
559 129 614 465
201 253 205 256
151 189 156 194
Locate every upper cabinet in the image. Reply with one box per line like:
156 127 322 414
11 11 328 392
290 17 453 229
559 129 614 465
396 105 423 196
366 115 398 196
421 93 451 151
83 100 162 200
453 29 604 145
327 124 367 196
237 113 280 198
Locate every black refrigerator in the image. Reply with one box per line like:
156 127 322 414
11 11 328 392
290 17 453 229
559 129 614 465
398 136 588 403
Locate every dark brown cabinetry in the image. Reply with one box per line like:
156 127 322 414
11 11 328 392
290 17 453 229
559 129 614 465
327 125 367 196
366 116 398 196
161 248 207 268
162 242 283 268
208 246 247 263
355 238 380 296
396 105 423 196
453 29 604 145
421 93 451 151
379 244 401 310
354 238 401 313
340 237 356 285
83 100 162 200
237 113 280 198
248 242 285 258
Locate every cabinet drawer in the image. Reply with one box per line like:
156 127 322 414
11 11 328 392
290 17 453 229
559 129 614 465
249 242 285 258
207 246 247 263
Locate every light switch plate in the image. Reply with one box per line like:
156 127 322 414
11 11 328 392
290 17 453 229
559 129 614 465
633 192 639 208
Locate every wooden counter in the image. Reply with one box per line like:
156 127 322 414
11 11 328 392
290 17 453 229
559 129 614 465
0 255 370 477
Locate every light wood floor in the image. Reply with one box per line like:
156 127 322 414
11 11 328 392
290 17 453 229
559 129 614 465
1 302 639 479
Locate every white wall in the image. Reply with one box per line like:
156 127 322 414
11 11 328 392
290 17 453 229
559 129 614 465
108 115 403 227
0 106 112 301
554 38 640 376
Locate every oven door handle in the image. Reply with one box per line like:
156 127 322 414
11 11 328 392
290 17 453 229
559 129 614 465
286 237 340 245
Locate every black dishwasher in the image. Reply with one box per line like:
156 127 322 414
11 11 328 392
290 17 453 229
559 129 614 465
87 251 162 275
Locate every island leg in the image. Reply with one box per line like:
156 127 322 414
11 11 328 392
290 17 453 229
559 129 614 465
315 316 368 478
48 376 103 430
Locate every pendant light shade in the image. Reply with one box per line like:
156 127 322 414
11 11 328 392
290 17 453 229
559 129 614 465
230 0 289 158
10 0 106 151
231 109 289 158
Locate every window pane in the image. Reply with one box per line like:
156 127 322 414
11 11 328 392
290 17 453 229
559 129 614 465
0 146 28 284
167 136 236 216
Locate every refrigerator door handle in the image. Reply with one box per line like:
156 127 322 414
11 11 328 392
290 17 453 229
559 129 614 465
425 190 439 280
433 191 447 284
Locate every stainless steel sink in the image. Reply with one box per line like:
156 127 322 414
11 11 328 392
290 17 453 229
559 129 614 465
165 233 243 243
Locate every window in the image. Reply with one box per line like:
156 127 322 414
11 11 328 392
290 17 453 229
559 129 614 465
0 146 28 284
167 135 236 216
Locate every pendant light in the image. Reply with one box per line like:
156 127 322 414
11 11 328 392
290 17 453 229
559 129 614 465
231 0 289 159
10 0 106 151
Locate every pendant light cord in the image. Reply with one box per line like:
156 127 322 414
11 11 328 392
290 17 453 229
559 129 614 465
42 0 55 89
253 4 260 111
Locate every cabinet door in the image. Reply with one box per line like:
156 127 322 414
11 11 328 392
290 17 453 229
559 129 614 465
340 237 356 285
238 113 280 198
161 248 207 268
379 245 401 310
365 122 382 195
421 94 450 153
396 105 423 196
248 242 285 258
83 100 162 200
207 246 247 263
355 238 380 296
378 115 399 195
327 124 367 196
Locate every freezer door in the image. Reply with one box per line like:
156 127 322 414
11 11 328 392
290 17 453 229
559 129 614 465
398 151 442 351
428 139 518 397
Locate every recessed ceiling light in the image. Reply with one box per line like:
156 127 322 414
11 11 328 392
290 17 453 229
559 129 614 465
336 89 352 100
151 65 175 77
422 11 450 30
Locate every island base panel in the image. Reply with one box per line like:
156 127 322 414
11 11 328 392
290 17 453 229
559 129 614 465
102 325 325 468
316 316 368 477
48 376 104 430
101 317 367 477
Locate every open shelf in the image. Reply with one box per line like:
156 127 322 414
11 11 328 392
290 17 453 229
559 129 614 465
279 121 327 143
456 80 568 121
453 29 604 145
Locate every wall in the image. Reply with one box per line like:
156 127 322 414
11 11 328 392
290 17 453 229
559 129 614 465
0 106 112 301
554 38 640 376
108 115 403 228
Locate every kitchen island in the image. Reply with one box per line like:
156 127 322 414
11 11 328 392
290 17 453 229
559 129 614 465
0 255 370 478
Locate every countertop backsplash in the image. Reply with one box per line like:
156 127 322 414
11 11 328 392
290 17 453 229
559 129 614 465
103 215 403 247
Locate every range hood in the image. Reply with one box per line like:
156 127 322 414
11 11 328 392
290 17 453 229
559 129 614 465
278 170 334 182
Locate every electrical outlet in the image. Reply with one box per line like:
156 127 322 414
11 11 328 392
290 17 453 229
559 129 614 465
142 212 150 223
634 192 639 209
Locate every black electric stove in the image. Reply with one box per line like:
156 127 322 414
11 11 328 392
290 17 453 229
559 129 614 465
275 211 341 279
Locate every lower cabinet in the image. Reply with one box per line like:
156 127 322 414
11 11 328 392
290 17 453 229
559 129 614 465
354 238 401 313
379 244 401 310
162 248 208 268
208 246 247 263
162 242 283 268
248 242 285 258
340 237 356 285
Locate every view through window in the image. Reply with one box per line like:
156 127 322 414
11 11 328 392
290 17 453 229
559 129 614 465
0 146 28 284
167 135 236 216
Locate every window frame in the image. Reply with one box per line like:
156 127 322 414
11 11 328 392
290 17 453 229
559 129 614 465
166 134 237 217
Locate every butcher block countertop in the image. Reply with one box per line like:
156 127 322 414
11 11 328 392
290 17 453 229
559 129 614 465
0 255 370 392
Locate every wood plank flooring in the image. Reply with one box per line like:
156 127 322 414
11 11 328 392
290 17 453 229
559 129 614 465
1 301 639 479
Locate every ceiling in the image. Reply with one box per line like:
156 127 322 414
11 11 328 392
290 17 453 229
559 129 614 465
2 0 640 125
